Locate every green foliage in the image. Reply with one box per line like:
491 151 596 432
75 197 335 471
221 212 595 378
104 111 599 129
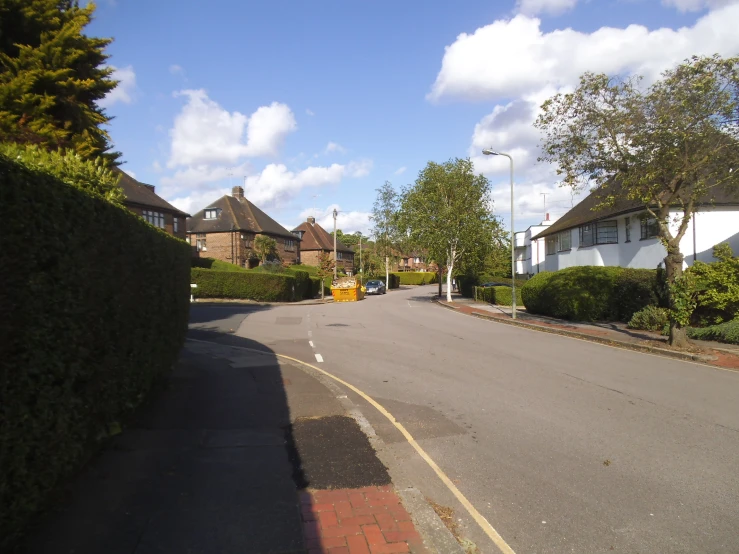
521 266 658 321
374 274 400 289
0 0 119 163
0 153 191 549
253 235 279 264
688 243 739 325
391 272 438 285
458 273 528 299
1 143 124 203
628 306 669 331
191 268 296 301
371 181 401 260
191 257 246 272
474 286 522 307
687 319 739 345
668 272 697 327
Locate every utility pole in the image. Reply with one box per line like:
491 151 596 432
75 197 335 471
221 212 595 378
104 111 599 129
359 234 363 284
541 192 548 215
333 208 338 280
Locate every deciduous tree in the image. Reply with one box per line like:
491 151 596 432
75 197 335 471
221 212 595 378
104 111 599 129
253 235 279 265
535 55 739 347
371 181 400 286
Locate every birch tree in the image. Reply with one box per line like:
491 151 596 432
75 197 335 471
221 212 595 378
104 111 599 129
400 158 499 302
370 182 400 286
535 54 739 347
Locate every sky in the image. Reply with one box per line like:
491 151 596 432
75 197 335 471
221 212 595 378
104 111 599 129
91 0 739 236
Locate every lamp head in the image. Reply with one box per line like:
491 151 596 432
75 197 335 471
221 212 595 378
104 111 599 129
482 148 499 156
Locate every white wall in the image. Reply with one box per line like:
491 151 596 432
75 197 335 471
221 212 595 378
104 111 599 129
525 207 739 274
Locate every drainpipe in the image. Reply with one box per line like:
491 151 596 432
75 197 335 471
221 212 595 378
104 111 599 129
692 213 697 263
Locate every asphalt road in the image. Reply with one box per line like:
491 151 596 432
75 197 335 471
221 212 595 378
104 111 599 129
190 286 739 554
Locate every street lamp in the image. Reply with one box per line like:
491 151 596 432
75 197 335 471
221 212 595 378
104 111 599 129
482 148 516 320
333 208 338 280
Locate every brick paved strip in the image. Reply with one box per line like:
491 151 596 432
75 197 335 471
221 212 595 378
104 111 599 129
301 487 426 554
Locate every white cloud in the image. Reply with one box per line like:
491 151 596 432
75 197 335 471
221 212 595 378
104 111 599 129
99 65 136 108
347 159 373 178
169 64 184 75
170 187 231 216
124 169 137 179
516 0 578 16
325 141 347 154
244 163 346 207
428 4 739 102
306 108 315 116
161 162 251 190
167 91 297 168
152 160 162 173
298 205 373 236
662 0 738 12
394 166 407 175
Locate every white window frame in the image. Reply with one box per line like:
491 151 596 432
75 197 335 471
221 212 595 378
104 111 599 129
204 208 218 220
558 230 571 251
142 210 165 229
173 217 179 233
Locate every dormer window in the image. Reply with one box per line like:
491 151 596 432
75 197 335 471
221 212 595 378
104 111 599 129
204 208 218 219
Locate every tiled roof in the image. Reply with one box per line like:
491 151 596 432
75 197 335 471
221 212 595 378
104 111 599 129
533 181 739 240
292 219 354 253
186 194 296 239
117 170 189 217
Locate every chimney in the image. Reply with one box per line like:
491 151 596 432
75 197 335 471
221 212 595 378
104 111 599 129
545 213 550 221
143 184 155 192
307 216 316 225
232 186 244 199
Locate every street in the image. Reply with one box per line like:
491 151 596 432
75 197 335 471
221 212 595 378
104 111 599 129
190 285 739 554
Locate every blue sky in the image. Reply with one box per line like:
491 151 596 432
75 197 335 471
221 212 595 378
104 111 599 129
92 0 739 235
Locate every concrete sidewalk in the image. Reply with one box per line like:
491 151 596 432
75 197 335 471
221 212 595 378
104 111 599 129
438 294 739 370
23 339 437 554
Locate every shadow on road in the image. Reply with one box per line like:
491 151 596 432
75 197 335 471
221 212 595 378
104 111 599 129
23 307 308 554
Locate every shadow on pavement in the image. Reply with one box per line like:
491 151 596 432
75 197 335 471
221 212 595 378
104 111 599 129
23 309 306 554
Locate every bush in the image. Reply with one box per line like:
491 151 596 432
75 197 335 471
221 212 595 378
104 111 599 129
689 244 739 326
191 268 295 301
192 257 246 272
474 286 522 306
521 266 657 322
687 319 739 345
289 269 311 299
0 151 191 549
627 306 669 331
391 272 439 285
374 273 400 289
458 273 527 298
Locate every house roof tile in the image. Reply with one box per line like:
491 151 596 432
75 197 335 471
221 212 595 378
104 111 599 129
292 219 354 253
117 170 189 217
187 195 296 239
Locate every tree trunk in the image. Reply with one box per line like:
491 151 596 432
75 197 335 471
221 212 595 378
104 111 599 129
438 266 442 298
385 256 389 291
446 262 454 303
664 245 689 348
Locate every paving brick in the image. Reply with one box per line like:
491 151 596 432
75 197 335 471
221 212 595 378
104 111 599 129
308 549 323 554
387 505 412 521
347 535 371 554
352 506 379 516
319 511 339 528
315 490 350 503
397 521 416 532
304 521 320 539
321 525 363 538
365 492 399 504
319 536 348 548
341 515 376 527
375 513 398 532
383 531 421 543
377 485 394 493
312 503 338 512
305 538 321 549
329 547 350 554
302 509 318 522
370 543 410 554
335 500 354 519
349 492 367 508
300 491 314 504
362 524 386 546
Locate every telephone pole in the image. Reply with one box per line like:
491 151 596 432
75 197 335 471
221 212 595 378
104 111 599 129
541 192 549 215
333 208 338 280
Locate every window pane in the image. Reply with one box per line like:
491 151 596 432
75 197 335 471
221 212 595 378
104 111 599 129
580 224 594 247
596 220 618 244
546 237 556 255
559 231 571 251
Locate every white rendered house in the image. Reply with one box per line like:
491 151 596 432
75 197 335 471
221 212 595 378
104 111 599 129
518 186 739 276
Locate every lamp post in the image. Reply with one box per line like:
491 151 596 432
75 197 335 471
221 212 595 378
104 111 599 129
333 208 338 280
359 234 363 284
482 148 516 320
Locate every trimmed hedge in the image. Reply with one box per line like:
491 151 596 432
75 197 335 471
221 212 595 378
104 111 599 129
474 285 522 306
687 319 739 345
521 266 657 322
192 257 247 272
627 305 669 331
192 268 296 301
0 152 191 549
458 273 527 298
373 273 400 289
391 272 439 285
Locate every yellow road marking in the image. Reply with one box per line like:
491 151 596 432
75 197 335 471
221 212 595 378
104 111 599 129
187 337 516 554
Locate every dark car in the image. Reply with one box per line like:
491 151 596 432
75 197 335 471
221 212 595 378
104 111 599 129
480 282 512 288
364 280 386 295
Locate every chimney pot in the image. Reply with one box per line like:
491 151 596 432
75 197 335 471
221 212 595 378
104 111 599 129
545 212 550 221
232 186 244 199
307 216 316 225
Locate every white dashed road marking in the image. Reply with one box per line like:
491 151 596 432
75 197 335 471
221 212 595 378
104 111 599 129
315 353 324 363
309 341 315 348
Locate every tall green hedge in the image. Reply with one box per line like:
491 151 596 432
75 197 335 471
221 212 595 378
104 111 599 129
0 153 191 549
373 273 400 289
521 266 657 321
391 272 438 285
192 257 247 272
458 273 528 298
192 268 296 301
474 285 522 306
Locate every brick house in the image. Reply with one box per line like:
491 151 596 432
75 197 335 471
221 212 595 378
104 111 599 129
292 217 354 274
186 186 300 267
118 170 189 239
396 251 433 272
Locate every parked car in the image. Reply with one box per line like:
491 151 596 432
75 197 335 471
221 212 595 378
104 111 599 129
480 282 512 288
364 280 386 295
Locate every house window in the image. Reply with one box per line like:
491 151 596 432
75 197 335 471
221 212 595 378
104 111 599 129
336 251 344 260
204 208 218 220
174 217 179 233
285 239 295 251
580 220 617 246
195 233 207 252
414 257 421 264
624 217 630 242
640 217 660 240
558 230 571 251
546 236 556 255
142 210 165 229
